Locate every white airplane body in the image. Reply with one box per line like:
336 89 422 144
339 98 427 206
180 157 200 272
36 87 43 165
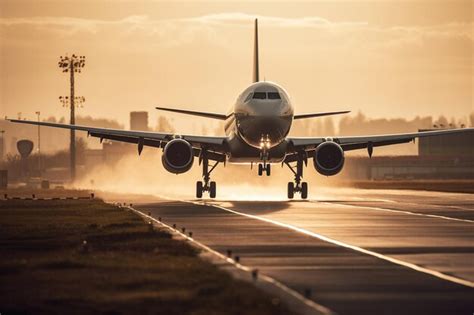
9 19 473 199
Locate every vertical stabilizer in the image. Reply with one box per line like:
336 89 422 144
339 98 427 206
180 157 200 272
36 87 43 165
253 19 259 83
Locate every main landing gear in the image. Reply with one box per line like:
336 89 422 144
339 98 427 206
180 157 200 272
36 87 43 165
285 155 308 199
196 152 219 198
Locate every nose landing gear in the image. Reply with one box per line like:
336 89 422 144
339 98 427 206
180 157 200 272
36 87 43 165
258 163 271 176
257 134 271 176
285 153 308 199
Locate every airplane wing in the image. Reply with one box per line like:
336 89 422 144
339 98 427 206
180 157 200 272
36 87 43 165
8 119 227 161
156 107 230 120
293 110 350 120
288 127 474 157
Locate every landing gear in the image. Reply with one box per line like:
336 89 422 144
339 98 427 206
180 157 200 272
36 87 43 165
287 181 308 199
196 151 219 198
287 182 294 199
285 153 309 199
258 163 271 176
196 181 203 198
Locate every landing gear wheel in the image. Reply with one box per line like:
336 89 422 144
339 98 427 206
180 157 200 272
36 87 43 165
258 164 263 176
266 164 271 176
196 181 203 198
209 181 217 198
301 182 308 199
287 182 294 199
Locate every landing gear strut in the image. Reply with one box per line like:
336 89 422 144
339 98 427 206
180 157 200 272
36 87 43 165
257 141 271 176
285 153 308 199
196 151 219 198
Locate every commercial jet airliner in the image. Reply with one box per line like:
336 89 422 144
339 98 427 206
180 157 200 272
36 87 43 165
9 19 473 199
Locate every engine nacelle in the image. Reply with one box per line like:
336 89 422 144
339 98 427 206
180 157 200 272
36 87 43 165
162 139 194 174
313 141 345 176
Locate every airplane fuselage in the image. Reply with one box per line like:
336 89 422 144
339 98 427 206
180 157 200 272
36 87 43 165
224 81 294 163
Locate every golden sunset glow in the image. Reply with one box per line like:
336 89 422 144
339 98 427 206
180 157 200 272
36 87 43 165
1 1 472 134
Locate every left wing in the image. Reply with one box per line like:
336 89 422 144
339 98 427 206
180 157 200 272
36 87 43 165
288 127 474 156
8 119 227 161
156 107 230 120
293 110 350 120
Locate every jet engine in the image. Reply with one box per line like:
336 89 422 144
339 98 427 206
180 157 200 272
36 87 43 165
313 141 345 176
162 139 195 174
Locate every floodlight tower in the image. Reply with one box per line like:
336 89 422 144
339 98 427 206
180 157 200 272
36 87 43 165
35 111 41 176
0 130 5 161
58 54 86 181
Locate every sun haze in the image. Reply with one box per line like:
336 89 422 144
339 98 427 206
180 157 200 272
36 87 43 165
1 1 472 131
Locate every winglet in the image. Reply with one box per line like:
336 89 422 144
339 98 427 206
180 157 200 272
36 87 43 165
253 18 259 83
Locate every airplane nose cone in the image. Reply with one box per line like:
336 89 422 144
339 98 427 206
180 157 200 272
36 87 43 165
237 114 292 149
250 100 287 117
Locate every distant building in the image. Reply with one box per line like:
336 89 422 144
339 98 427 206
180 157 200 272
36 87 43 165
418 128 474 157
342 129 474 180
130 111 149 131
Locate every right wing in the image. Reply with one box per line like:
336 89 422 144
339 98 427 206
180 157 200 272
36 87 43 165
286 127 474 161
156 107 230 120
8 119 227 161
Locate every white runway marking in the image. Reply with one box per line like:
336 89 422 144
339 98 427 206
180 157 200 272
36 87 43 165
197 200 474 289
369 197 474 212
315 201 474 223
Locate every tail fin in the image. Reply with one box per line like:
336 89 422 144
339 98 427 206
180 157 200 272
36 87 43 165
253 18 259 83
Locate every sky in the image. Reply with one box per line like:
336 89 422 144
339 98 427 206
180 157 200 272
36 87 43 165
0 0 472 133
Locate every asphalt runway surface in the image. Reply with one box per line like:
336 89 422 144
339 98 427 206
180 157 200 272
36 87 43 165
134 188 473 315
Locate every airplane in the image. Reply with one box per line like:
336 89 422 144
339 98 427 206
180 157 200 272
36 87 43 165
8 19 474 199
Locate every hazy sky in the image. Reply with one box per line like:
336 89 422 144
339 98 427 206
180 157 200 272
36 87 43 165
1 0 472 132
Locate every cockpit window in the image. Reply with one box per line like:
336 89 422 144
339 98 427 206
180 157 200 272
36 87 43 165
268 92 281 100
244 93 253 102
252 92 266 99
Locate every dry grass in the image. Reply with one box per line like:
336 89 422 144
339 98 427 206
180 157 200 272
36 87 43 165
0 198 292 315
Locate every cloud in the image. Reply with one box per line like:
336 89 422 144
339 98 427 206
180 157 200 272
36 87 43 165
0 13 472 49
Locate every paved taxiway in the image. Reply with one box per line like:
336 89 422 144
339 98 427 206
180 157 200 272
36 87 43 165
135 189 473 315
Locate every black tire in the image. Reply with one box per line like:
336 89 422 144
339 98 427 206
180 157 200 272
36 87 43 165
301 182 308 199
287 182 294 199
196 181 203 198
258 164 263 176
266 164 271 176
209 181 217 198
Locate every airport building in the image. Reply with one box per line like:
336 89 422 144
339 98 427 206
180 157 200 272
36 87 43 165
344 128 474 180
418 128 473 157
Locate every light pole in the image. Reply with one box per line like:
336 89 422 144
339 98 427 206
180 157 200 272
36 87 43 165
0 130 5 161
58 54 86 181
35 111 41 176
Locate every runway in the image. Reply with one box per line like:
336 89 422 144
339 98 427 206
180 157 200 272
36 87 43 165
134 188 473 315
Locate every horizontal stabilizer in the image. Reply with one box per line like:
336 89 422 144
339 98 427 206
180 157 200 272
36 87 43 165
156 107 228 120
294 110 350 120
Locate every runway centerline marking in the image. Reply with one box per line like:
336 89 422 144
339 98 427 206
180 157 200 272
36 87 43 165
193 200 474 289
314 201 474 223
